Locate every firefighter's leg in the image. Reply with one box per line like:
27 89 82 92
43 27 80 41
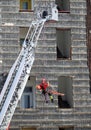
45 92 49 103
42 90 48 103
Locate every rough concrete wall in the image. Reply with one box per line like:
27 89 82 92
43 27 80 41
0 0 90 130
0 0 20 72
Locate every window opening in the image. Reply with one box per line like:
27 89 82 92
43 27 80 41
58 76 73 108
21 86 33 108
20 0 33 11
55 0 70 13
19 27 29 48
20 38 24 47
23 2 28 9
56 28 71 60
20 76 36 109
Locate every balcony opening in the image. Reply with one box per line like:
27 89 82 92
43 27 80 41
58 76 73 108
56 28 71 60
55 0 70 13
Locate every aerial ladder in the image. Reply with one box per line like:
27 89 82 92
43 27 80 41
0 2 58 130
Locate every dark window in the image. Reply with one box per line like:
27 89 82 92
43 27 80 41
24 95 30 108
19 27 29 48
24 87 32 92
56 28 71 59
58 76 73 108
55 0 70 13
20 38 24 47
0 72 8 92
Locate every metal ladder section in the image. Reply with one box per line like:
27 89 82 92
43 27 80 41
0 18 47 130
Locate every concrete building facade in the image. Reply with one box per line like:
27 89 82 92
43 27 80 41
0 0 91 130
